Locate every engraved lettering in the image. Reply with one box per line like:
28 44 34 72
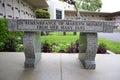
14 19 113 32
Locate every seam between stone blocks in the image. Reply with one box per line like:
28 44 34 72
60 54 63 80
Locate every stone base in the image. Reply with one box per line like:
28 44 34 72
79 54 96 69
23 32 41 68
79 32 97 69
84 60 96 69
24 59 35 68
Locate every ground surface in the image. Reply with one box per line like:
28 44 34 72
98 32 120 42
0 52 120 80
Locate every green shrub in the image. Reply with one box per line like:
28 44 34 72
97 43 107 53
98 43 107 49
0 18 23 52
35 9 50 19
41 40 52 52
35 9 50 35
2 37 16 52
99 38 120 54
52 45 60 53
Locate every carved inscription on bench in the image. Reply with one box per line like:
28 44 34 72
8 19 114 32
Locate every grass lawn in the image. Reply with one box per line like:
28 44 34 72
99 38 120 54
41 32 78 44
41 32 120 54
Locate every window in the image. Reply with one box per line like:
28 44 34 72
21 1 23 5
92 15 94 17
4 15 6 18
18 10 20 13
8 15 12 18
15 7 18 10
12 7 14 10
17 0 19 3
26 12 28 14
16 17 19 19
28 13 29 16
0 13 3 16
56 10 62 19
2 3 5 7
7 4 11 7
21 10 24 12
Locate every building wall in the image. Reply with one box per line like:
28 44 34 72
47 0 64 19
114 16 120 28
0 0 35 19
65 11 120 28
64 2 74 11
0 0 5 18
64 12 109 20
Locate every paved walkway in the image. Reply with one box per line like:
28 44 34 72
0 52 120 80
98 32 120 42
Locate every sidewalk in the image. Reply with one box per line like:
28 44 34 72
0 52 120 80
98 32 120 42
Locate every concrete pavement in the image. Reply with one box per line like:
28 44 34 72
98 32 120 42
0 52 120 80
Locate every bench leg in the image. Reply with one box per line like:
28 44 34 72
79 32 98 69
23 32 41 68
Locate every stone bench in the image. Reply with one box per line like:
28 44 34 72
7 19 114 69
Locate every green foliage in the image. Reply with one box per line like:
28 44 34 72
52 43 69 53
99 38 120 54
41 32 78 44
0 18 23 52
41 32 120 54
98 43 106 49
41 40 52 52
97 43 107 53
98 38 120 54
52 45 61 52
41 32 77 53
75 0 102 11
79 33 87 52
2 37 16 52
35 9 50 18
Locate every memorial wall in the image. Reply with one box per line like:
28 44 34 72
0 0 35 19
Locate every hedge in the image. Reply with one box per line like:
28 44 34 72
35 9 50 19
0 18 23 52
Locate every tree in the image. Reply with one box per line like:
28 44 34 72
76 0 102 11
62 0 102 12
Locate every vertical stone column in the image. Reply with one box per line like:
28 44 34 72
79 32 98 69
23 32 41 68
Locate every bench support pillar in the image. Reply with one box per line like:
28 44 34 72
79 32 98 69
23 32 41 68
